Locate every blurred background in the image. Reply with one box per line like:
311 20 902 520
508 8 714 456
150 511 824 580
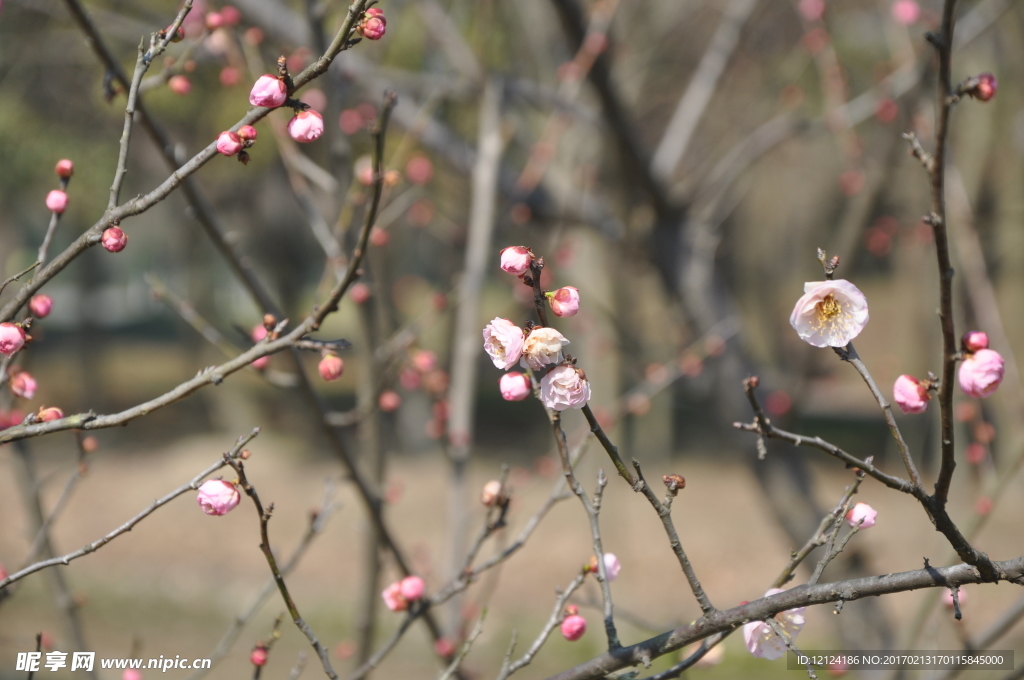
2 0 1024 677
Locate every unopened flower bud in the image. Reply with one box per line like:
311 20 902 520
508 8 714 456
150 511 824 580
168 74 192 96
10 372 36 399
250 647 268 667
238 125 258 141
55 159 74 178
500 246 532 276
405 155 433 185
101 226 128 253
196 479 240 515
249 74 288 108
379 390 401 412
399 575 424 601
37 406 63 422
959 349 1005 398
205 11 224 29
893 374 930 414
29 294 52 318
350 282 371 304
46 190 68 214
845 502 877 529
970 73 997 102
433 638 455 657
318 354 344 381
216 131 244 156
381 581 407 611
549 286 580 317
163 25 185 43
240 449 251 460
287 110 324 143
962 331 989 353
499 372 531 401
0 323 26 356
561 613 587 641
480 480 502 506
891 0 920 25
357 7 386 40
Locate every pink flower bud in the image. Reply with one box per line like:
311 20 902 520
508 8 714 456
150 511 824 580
500 246 532 276
10 372 36 399
962 331 989 353
405 155 434 185
379 390 401 412
237 125 257 142
249 74 288 108
168 74 192 96
164 24 185 43
966 443 986 464
891 0 920 25
219 66 241 87
381 581 408 611
972 73 997 102
959 349 1005 398
250 647 268 666
602 553 621 582
196 479 241 515
357 7 386 40
798 0 825 21
549 286 580 317
893 374 929 414
481 480 502 506
845 502 877 529
433 638 455 657
216 131 244 156
540 365 590 411
101 226 128 252
287 110 324 143
318 354 344 381
54 159 74 178
221 5 241 25
123 670 142 680
350 282 371 304
37 406 63 422
399 575 424 601
499 372 531 401
561 614 587 641
0 323 26 356
46 190 68 214
369 228 389 247
29 294 52 318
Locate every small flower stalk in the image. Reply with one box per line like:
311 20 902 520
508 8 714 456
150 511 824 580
790 279 869 348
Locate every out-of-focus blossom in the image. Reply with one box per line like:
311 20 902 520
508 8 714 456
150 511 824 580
743 588 806 660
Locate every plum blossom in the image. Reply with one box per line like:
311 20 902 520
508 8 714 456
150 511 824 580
216 131 244 156
196 479 240 515
561 606 587 641
382 575 425 611
480 480 502 506
603 553 621 581
318 354 344 381
959 349 1005 398
101 227 128 252
483 318 525 370
789 279 869 348
288 111 324 142
540 365 590 411
499 372 531 401
10 372 36 399
500 246 532 276
46 190 68 214
29 294 52 318
962 331 989 353
893 374 929 414
743 588 806 660
0 323 25 356
846 502 877 529
399 575 424 601
249 75 287 107
549 286 580 317
521 327 569 370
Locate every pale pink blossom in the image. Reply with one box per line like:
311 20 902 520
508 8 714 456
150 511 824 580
10 372 36 399
603 553 621 582
893 374 929 414
287 110 324 143
500 246 532 276
521 327 569 370
540 365 590 411
549 286 580 317
480 480 502 506
0 323 25 356
412 349 437 373
381 581 408 611
46 190 68 214
101 226 128 252
55 159 74 178
29 294 52 318
122 670 142 680
891 0 920 25
962 331 989 353
483 318 525 370
499 372 531 401
379 390 402 412
216 131 244 156
220 5 241 26
799 0 825 21
399 575 425 601
249 74 287 107
561 613 587 641
405 155 433 184
959 349 1005 398
846 502 877 529
168 75 192 96
789 279 869 348
743 588 806 660
196 479 241 516
318 354 344 381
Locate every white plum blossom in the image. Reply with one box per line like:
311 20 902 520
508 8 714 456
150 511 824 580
789 279 869 348
521 327 569 370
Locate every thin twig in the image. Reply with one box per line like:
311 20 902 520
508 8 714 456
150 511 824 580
497 573 587 680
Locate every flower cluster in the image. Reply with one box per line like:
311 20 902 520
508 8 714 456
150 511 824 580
892 330 1004 414
381 575 425 612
